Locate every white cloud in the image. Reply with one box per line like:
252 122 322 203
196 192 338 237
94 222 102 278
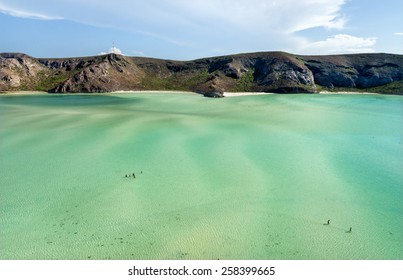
299 34 377 54
109 47 123 55
0 3 62 20
160 0 347 35
100 47 124 55
132 50 145 56
0 1 347 34
1 0 366 56
394 32 403 36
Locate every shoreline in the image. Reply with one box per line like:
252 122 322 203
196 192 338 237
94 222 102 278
223 91 379 97
318 91 376 95
110 90 195 95
223 92 275 97
0 91 48 95
0 90 196 96
0 90 385 97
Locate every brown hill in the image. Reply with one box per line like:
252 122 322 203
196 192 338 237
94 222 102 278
1 52 402 96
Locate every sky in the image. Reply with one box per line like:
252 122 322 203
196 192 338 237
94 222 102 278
0 0 402 60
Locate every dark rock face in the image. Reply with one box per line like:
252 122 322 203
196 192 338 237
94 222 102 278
303 54 403 90
222 59 249 79
1 52 402 95
252 56 316 92
202 91 224 98
51 64 111 93
48 54 142 93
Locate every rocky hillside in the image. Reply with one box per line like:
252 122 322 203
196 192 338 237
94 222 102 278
1 52 402 96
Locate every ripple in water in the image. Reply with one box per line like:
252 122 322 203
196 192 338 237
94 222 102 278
0 92 402 259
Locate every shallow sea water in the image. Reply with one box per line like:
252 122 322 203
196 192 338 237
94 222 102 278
0 92 402 259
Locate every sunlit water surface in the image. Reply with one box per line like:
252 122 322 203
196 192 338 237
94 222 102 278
1 92 402 259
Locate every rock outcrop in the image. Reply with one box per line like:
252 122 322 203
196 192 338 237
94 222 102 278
1 51 402 96
303 53 402 89
0 53 47 89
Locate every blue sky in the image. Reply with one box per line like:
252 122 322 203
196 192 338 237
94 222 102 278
1 0 402 59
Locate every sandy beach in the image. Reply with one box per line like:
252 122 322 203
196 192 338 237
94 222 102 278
318 91 376 95
110 90 195 95
0 90 385 97
223 91 275 97
0 91 48 95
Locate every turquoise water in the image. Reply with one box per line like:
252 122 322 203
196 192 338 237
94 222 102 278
0 92 402 260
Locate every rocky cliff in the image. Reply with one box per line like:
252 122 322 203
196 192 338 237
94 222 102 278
1 52 402 96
